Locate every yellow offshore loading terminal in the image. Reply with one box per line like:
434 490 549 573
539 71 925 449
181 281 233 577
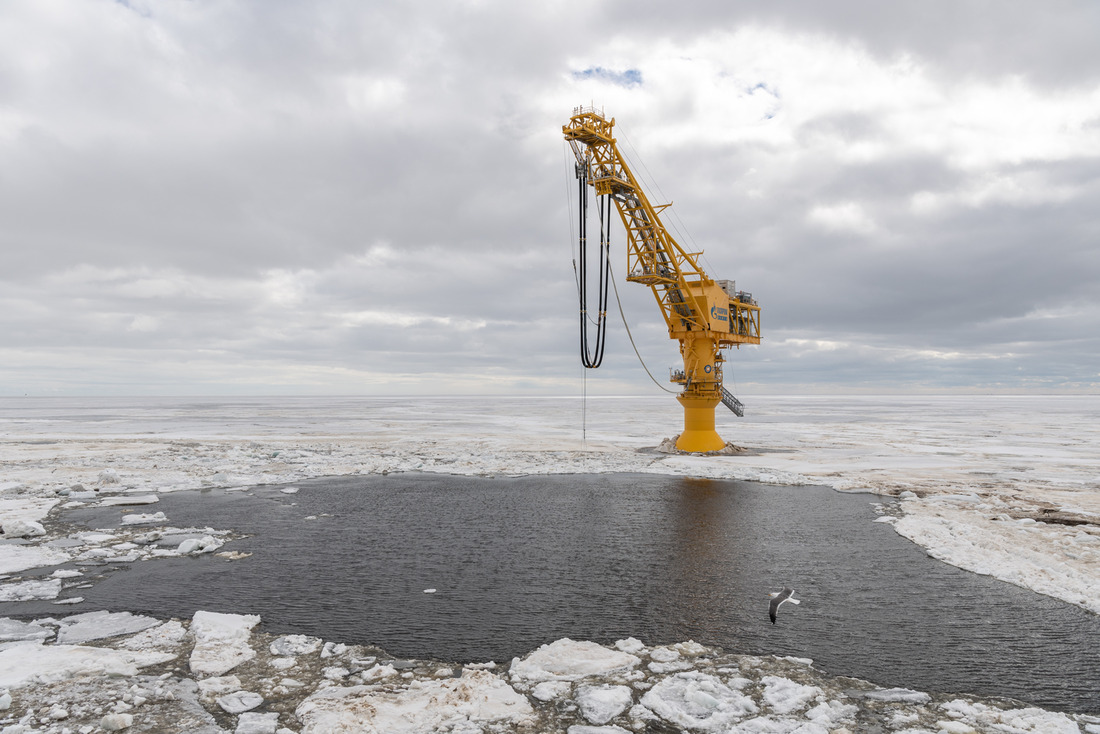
564 106 761 452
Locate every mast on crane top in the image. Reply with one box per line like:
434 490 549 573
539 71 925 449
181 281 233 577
564 106 761 452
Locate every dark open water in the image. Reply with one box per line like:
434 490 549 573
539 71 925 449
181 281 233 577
13 473 1099 713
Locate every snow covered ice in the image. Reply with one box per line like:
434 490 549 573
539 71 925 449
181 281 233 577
0 627 1093 733
0 394 1099 732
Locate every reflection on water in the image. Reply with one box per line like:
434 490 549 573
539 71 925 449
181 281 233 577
33 473 1100 714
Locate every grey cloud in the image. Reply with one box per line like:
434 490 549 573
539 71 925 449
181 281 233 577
2 0 1099 395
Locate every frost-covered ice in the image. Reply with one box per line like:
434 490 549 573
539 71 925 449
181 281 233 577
0 395 1098 730
54 611 160 645
0 545 69 575
99 494 159 506
296 669 534 733
0 617 51 643
509 638 640 682
0 578 61 602
121 511 167 525
639 671 758 729
190 611 261 677
0 640 174 688
0 619 1093 733
575 684 633 724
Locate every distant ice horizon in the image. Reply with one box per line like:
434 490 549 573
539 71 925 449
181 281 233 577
5 387 1099 398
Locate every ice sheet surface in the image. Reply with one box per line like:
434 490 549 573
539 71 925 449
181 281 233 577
3 394 1097 612
0 394 1098 732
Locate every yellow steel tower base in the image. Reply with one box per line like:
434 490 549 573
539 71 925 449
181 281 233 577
675 393 726 453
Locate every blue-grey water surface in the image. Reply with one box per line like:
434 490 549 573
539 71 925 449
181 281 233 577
24 473 1100 714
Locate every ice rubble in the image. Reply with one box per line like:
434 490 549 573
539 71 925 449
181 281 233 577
0 613 1094 734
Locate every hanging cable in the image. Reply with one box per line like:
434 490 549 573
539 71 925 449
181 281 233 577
581 365 587 445
566 146 592 444
565 143 579 291
608 259 678 394
577 161 610 368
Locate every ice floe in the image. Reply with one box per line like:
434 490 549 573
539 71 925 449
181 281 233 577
189 611 261 677
54 611 160 645
0 578 61 602
0 640 173 688
0 545 69 575
509 638 641 682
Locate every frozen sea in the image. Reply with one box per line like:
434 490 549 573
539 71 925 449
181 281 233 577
1 394 1098 733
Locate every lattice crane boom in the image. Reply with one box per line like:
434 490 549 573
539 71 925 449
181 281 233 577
564 106 761 452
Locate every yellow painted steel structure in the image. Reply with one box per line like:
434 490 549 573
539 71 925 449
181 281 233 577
564 106 761 452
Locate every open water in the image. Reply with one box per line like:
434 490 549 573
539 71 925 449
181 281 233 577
21 473 1100 714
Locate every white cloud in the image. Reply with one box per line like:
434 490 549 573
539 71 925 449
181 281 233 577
552 26 1100 176
807 202 877 234
338 310 487 331
127 314 160 333
262 269 315 308
342 75 407 115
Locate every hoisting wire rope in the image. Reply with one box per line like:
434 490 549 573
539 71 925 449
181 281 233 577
617 123 720 278
587 124 677 395
607 258 678 395
564 142 578 288
564 142 591 445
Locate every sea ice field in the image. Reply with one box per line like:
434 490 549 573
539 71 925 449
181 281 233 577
0 394 1098 733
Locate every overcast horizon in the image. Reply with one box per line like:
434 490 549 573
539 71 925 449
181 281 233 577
3 0 1099 398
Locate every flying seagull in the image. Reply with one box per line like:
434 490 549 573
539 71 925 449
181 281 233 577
768 588 800 624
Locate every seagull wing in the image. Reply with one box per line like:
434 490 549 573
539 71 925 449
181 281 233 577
769 588 795 624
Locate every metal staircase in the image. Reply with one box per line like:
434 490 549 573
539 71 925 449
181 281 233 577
720 387 744 417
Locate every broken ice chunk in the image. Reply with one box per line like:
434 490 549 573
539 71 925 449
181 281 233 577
217 690 263 714
54 611 160 645
189 611 260 677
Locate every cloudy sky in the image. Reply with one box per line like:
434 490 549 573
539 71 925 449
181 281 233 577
2 0 1098 397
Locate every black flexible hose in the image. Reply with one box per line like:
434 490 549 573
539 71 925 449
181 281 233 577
578 165 611 369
